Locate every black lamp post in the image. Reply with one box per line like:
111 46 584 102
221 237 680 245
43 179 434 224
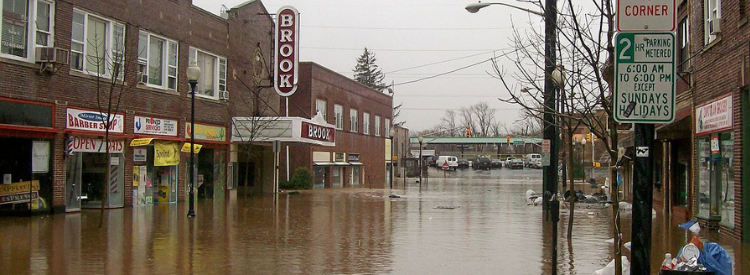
467 1 558 273
186 62 201 217
418 136 424 185
390 128 396 189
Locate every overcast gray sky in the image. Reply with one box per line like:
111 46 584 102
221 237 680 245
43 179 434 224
193 0 546 133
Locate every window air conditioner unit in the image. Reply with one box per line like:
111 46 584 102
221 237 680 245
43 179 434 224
709 19 721 35
35 47 69 64
139 74 148 84
219 90 230 100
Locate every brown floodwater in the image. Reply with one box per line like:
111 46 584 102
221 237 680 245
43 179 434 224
1 168 747 274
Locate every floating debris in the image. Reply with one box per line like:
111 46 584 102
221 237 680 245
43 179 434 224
388 194 401 198
434 205 460 209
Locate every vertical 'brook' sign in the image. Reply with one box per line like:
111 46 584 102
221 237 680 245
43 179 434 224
274 6 299 97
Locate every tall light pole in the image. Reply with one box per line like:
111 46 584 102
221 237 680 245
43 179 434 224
418 136 424 185
389 128 396 189
186 62 201 217
581 137 587 181
467 1 558 273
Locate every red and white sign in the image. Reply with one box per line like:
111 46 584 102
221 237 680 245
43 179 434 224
695 94 732 136
274 6 299 97
66 108 124 133
67 136 124 153
301 121 335 143
617 0 675 32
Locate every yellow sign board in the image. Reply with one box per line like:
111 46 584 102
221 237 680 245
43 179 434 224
392 156 398 161
180 143 203 153
0 180 40 196
130 138 154 147
154 141 180 166
186 123 226 142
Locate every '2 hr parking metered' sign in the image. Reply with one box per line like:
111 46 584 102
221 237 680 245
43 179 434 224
614 32 675 123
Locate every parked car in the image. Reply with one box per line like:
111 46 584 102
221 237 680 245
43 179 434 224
525 154 541 168
504 157 514 167
509 158 524 169
436 155 459 170
457 159 470 169
491 159 503 169
473 156 491 170
529 158 542 168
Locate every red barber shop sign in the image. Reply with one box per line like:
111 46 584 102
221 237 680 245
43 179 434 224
274 6 299 97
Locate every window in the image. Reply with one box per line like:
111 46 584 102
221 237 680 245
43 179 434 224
189 47 227 99
375 116 381 136
1 0 53 61
363 112 370 135
70 9 125 77
350 109 358 133
334 104 343 130
678 18 690 72
385 118 391 137
138 31 178 90
316 99 327 120
704 0 721 44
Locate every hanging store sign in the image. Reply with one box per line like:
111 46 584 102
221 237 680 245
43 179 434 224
154 141 180 166
67 136 124 153
695 94 732 136
66 108 124 133
134 116 177 136
180 143 203 154
186 123 226 142
133 148 147 162
274 6 300 97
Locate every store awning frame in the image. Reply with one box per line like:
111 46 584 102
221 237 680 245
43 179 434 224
231 112 335 147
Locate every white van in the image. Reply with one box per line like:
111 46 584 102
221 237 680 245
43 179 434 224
525 153 542 168
436 156 459 170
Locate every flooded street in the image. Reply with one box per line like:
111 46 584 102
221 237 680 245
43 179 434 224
2 168 747 274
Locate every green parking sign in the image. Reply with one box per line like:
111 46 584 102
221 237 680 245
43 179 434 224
614 32 675 123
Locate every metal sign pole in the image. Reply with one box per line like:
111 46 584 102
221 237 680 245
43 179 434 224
632 123 654 274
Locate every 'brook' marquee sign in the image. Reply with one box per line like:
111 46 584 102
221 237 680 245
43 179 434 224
301 121 335 143
274 6 299 97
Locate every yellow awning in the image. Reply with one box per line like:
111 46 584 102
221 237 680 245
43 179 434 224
130 138 154 147
181 143 203 153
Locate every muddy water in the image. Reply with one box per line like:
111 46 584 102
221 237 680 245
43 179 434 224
1 168 746 274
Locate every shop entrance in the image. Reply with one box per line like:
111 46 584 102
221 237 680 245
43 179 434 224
66 152 124 210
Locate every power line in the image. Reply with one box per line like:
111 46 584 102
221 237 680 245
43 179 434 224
304 25 516 31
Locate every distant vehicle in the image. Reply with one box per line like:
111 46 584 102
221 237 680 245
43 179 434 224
427 156 437 167
525 154 542 168
491 159 503 169
473 156 491 170
457 159 470 168
504 157 514 167
529 157 542 168
436 156 459 170
509 158 524 169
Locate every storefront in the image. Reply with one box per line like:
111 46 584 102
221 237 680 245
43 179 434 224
348 153 362 186
64 108 125 211
131 115 181 205
0 98 56 215
186 122 227 200
694 94 734 228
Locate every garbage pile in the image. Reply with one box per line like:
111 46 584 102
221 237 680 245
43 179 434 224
660 235 732 275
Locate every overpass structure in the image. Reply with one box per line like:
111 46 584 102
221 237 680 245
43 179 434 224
409 136 544 160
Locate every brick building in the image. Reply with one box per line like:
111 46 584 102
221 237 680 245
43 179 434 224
279 62 393 189
0 0 278 215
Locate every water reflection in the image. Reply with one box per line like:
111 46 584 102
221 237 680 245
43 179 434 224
1 171 747 274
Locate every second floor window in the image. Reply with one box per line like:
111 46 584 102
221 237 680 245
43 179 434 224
71 9 125 78
189 47 227 99
316 99 327 120
1 0 54 62
703 0 721 44
363 112 370 135
375 115 381 136
334 105 343 130
350 109 358 133
385 118 391 137
138 32 178 90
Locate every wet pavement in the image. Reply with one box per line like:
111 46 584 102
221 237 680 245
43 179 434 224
1 167 747 274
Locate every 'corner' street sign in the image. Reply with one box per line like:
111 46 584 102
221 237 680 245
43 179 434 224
617 0 676 32
614 32 675 123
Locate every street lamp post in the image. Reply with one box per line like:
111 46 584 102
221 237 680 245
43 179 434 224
581 137 587 181
390 129 396 189
418 136 424 185
186 62 201 217
467 1 558 274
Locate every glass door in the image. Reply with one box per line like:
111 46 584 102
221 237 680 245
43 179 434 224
65 153 82 212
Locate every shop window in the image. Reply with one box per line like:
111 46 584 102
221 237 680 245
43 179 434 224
332 166 342 188
71 9 125 78
188 47 227 100
674 162 689 207
138 31 178 90
351 166 360 186
696 132 734 227
1 0 54 62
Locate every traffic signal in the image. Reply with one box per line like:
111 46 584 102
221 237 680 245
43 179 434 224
465 128 472 138
586 132 591 142
507 136 510 144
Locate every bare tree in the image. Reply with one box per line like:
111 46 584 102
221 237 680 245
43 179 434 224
440 110 459 137
489 1 622 273
474 102 496 137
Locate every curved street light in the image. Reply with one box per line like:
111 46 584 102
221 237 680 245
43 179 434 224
465 1 544 16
